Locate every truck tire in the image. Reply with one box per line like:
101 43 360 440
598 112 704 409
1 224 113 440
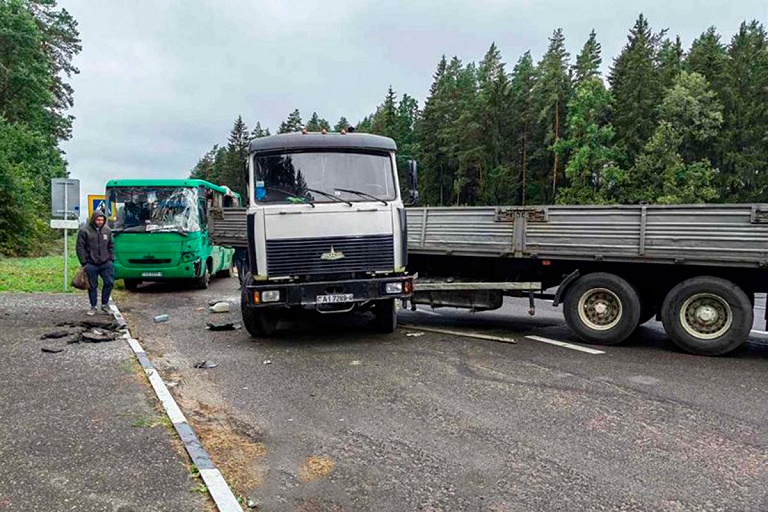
372 298 397 333
563 273 641 345
661 277 752 356
123 279 140 292
240 274 279 337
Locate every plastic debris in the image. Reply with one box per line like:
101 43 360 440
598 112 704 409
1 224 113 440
41 347 64 354
153 314 170 323
194 360 218 369
262 360 272 365
206 322 242 331
164 380 179 388
246 497 259 509
208 302 231 313
406 332 425 337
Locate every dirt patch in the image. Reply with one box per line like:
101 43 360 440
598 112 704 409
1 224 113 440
298 456 335 483
180 398 268 495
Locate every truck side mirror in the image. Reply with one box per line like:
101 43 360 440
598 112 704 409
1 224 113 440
407 160 420 206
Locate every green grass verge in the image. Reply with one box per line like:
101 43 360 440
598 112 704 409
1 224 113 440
0 238 125 293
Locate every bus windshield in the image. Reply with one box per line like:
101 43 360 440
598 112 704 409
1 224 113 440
107 186 201 234
253 151 396 204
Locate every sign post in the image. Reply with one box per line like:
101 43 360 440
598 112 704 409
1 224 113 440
51 179 80 291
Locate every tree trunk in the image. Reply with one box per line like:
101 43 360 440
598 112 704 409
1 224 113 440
552 99 560 201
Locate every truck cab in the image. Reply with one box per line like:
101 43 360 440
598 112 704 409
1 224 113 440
239 132 413 336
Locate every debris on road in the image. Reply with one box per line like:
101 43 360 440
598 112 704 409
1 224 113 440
41 347 64 354
262 360 272 365
153 314 170 323
80 329 119 343
40 330 71 339
194 360 218 369
246 497 259 509
209 302 231 313
164 380 179 388
206 322 242 331
406 331 425 337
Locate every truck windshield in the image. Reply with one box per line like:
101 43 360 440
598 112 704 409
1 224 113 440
253 151 396 204
107 187 201 233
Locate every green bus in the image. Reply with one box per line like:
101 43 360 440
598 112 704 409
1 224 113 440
105 179 241 290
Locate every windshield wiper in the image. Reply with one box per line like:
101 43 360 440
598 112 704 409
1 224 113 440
149 225 188 236
334 188 388 206
263 186 315 207
305 188 352 206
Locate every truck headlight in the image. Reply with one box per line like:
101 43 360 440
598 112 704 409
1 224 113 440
384 282 403 294
262 290 281 302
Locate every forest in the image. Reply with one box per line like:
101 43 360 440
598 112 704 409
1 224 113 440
193 15 768 210
0 0 79 255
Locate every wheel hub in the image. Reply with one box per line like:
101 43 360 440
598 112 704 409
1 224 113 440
577 288 623 331
695 305 718 324
680 293 732 340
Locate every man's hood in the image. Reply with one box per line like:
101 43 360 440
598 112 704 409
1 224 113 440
90 209 107 227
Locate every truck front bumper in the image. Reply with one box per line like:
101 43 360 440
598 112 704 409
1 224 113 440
243 275 413 308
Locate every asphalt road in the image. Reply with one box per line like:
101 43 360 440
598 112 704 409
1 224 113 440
121 276 768 512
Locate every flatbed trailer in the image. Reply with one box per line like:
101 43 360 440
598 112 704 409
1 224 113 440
406 204 768 355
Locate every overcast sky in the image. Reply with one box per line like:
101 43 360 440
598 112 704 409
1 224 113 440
58 0 766 211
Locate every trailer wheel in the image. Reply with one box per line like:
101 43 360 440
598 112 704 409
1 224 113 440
240 278 279 337
563 273 641 345
661 277 752 356
371 298 397 333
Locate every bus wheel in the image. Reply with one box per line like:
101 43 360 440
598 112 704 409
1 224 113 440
194 264 210 289
217 258 233 278
123 279 140 292
563 273 640 345
661 277 752 356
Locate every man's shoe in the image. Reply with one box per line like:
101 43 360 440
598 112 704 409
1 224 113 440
101 305 112 315
87 307 97 316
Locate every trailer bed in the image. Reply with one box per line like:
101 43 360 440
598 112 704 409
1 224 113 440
406 205 768 269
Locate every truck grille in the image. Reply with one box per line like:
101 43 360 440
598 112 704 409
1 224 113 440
266 235 394 277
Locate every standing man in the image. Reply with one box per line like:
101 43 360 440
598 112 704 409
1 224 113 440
76 210 115 315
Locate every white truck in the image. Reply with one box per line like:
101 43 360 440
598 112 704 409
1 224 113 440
210 132 414 336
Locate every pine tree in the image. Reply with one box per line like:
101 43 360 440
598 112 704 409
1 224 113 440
221 116 250 196
370 86 399 139
334 117 350 131
609 14 663 165
305 112 330 132
574 30 602 86
657 36 684 89
250 121 269 139
533 28 571 202
509 52 537 205
720 21 768 201
416 56 450 205
277 109 303 133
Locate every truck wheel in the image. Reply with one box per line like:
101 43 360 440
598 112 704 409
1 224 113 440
123 279 140 292
372 298 397 333
661 277 752 356
563 273 641 345
240 284 279 337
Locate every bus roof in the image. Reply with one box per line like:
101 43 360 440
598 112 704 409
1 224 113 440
249 132 397 154
105 179 241 198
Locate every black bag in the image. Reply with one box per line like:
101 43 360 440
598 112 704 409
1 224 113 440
71 266 90 290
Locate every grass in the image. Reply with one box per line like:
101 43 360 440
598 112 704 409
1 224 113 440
0 237 125 293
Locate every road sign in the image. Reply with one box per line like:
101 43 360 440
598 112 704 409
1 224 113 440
50 219 79 229
88 194 106 216
51 178 80 219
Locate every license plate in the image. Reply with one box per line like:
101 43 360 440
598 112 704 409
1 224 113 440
141 272 163 277
316 293 354 304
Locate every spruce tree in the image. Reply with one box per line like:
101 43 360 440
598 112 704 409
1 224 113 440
222 116 250 196
416 56 450 205
686 27 727 95
305 112 330 132
277 109 303 133
509 52 537 205
657 36 684 89
609 14 663 165
334 117 350 131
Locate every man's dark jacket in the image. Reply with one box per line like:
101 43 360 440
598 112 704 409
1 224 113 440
76 211 114 266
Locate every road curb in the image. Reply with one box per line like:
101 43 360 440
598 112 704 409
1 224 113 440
109 303 243 512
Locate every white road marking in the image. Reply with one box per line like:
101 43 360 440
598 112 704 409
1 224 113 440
415 308 441 316
399 324 516 344
525 335 605 355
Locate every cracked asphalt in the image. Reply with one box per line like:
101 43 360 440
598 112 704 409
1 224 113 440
120 276 768 512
